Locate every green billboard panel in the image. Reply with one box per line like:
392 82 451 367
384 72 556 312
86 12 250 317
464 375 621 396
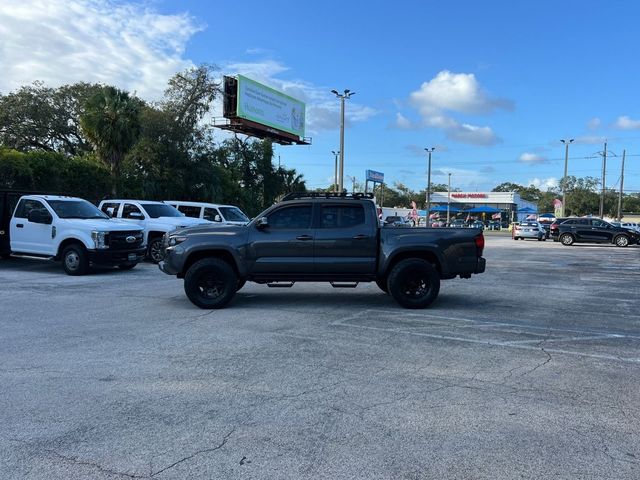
236 75 306 138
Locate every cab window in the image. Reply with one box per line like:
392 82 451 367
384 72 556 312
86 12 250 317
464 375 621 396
14 199 47 219
267 205 312 229
204 207 221 222
122 203 144 219
101 202 120 218
177 205 201 218
320 205 365 228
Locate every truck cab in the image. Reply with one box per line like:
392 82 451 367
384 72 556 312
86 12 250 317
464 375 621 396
98 199 211 263
3 193 146 275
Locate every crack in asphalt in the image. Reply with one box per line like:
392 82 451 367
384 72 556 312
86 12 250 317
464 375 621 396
47 450 146 479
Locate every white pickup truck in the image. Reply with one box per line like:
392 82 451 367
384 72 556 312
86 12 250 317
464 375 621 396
98 199 211 262
2 194 146 275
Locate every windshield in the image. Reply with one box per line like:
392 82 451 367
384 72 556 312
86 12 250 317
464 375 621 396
140 203 183 218
219 206 249 222
46 200 109 219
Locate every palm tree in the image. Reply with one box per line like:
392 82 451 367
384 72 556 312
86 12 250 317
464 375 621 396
80 86 141 196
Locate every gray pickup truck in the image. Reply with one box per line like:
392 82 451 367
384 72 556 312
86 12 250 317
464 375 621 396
159 192 486 309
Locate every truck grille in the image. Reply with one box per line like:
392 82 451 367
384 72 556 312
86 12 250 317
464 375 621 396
108 230 144 250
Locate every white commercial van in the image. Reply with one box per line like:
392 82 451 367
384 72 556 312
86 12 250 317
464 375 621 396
98 199 210 263
164 201 250 226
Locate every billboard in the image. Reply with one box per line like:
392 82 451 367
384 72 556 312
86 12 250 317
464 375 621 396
366 170 384 183
236 75 305 138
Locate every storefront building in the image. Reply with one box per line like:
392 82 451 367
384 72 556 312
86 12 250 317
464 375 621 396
428 191 538 222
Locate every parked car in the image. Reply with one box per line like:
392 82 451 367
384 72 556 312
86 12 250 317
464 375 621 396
557 218 640 247
486 221 501 230
98 199 211 263
450 219 466 228
513 221 546 241
469 220 484 230
160 192 486 310
2 192 145 274
549 217 570 241
164 201 250 226
383 216 412 227
610 221 640 234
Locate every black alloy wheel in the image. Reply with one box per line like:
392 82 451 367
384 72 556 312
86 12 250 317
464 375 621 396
147 237 164 263
614 235 629 247
560 233 575 246
184 258 238 309
387 258 440 309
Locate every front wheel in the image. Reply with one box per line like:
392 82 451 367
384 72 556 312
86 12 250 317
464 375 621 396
614 235 629 247
184 258 238 309
387 258 440 309
560 233 574 246
62 244 89 276
147 237 164 263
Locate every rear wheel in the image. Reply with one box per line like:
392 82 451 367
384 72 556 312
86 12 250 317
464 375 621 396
560 233 574 246
387 258 440 309
184 258 238 309
62 244 89 276
147 237 164 263
614 235 629 247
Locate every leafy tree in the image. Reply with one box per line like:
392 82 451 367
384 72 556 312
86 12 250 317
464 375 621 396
0 82 101 155
80 86 141 195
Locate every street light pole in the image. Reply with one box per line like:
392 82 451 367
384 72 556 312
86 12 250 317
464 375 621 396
425 147 435 227
560 139 574 217
447 172 452 225
331 89 355 192
331 150 340 192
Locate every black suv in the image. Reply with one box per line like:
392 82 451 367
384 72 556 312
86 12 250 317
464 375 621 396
549 217 570 241
557 218 640 247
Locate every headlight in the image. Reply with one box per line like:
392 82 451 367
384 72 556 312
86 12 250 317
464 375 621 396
168 235 187 246
91 231 109 249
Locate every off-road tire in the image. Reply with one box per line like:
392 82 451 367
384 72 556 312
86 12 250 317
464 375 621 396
184 258 238 309
387 258 440 309
62 244 89 276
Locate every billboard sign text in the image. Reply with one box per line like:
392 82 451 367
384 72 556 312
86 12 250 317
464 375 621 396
366 170 384 183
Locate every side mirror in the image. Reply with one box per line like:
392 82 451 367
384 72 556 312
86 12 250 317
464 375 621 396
256 217 269 229
28 208 52 224
129 212 144 219
214 214 222 222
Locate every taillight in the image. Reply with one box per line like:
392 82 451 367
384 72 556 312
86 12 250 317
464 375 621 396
475 233 484 256
550 222 558 229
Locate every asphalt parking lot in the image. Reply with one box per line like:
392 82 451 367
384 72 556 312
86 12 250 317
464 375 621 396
1 235 639 479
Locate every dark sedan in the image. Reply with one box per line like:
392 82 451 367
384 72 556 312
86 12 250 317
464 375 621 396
557 218 640 247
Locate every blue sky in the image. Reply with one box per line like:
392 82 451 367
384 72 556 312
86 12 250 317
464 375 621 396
1 0 639 194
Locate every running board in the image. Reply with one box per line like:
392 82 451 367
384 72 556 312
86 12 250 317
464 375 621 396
330 282 359 288
266 282 296 288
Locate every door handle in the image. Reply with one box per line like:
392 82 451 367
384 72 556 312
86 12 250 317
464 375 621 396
16 224 24 228
352 234 368 240
296 235 313 241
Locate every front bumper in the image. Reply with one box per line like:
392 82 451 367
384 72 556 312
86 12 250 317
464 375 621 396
87 247 146 265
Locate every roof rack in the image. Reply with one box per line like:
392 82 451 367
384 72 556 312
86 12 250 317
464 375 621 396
281 192 374 201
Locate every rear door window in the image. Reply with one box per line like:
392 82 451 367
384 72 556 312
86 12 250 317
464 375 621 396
321 205 365 228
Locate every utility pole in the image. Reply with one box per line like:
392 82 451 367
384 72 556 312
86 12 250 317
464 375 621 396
617 149 626 220
331 89 355 192
425 147 435 227
331 150 340 192
560 139 574 216
599 142 607 218
346 175 357 193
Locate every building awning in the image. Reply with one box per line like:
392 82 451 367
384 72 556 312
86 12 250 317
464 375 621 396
518 206 537 213
430 205 462 213
466 206 501 213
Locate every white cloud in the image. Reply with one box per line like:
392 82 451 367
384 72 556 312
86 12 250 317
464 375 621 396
528 177 558 190
400 70 509 146
409 70 513 116
614 115 640 130
519 152 548 164
225 60 377 134
0 0 203 101
587 117 601 130
395 113 415 130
